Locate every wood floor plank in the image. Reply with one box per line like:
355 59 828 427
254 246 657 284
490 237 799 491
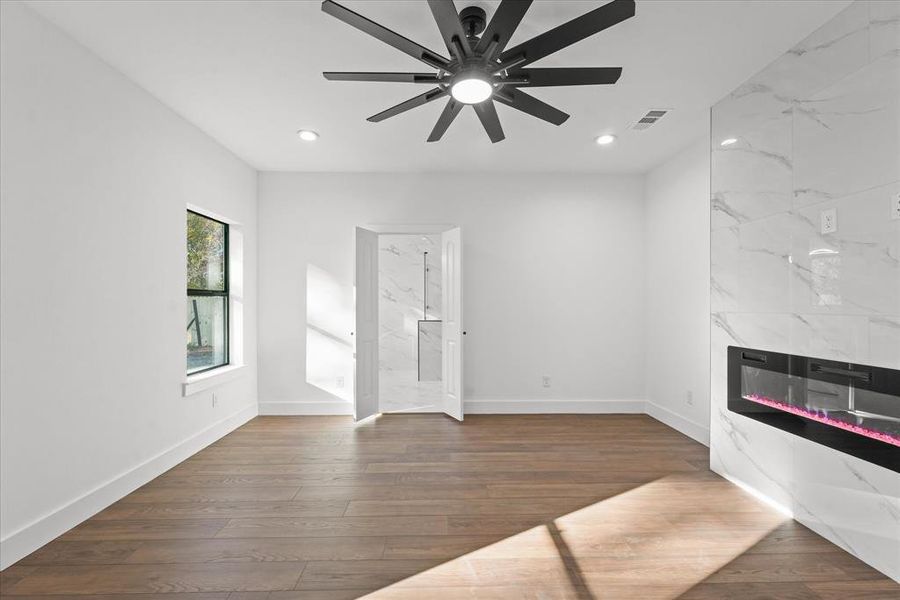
344 497 588 517
293 484 490 501
703 551 889 583
0 565 38 593
366 458 698 473
151 472 400 487
382 531 565 560
164 464 370 476
146 475 331 488
214 516 448 538
806 579 900 599
675 582 821 599
119 487 301 504
1 594 231 600
295 560 442 591
395 470 672 485
124 537 385 564
17 541 143 566
60 519 229 541
270 592 378 600
4 563 306 595
4 414 895 599
94 501 348 521
484 482 641 499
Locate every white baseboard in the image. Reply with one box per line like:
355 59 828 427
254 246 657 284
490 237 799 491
0 403 257 570
258 399 646 416
645 401 710 446
259 400 354 415
465 398 645 414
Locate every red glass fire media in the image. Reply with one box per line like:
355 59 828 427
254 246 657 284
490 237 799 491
744 393 900 447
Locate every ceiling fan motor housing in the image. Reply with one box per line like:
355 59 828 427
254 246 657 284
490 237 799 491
459 6 487 39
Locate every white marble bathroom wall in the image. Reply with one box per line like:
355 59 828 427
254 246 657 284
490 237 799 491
378 234 442 412
710 0 900 581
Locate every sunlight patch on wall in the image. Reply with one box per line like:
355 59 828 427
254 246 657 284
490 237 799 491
306 263 353 400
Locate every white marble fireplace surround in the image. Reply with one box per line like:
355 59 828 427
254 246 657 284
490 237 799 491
710 0 900 580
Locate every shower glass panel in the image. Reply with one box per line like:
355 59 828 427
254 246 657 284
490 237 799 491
418 320 442 381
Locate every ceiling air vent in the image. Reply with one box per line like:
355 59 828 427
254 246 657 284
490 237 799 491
631 109 670 131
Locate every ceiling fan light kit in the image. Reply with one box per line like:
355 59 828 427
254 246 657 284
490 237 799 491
321 0 635 143
450 70 492 104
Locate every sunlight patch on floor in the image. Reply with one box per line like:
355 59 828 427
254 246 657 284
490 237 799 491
358 474 789 599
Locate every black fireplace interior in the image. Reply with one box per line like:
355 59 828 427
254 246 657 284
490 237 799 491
727 346 900 472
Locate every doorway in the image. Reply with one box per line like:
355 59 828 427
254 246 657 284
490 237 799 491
378 234 442 412
354 225 463 422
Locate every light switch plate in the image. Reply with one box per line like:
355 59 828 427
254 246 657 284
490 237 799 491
821 208 837 234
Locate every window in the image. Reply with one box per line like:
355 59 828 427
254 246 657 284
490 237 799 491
186 210 228 374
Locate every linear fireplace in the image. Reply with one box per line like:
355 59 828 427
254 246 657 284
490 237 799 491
728 347 900 472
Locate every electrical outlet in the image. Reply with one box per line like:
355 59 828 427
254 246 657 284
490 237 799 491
687 390 694 406
820 208 837 234
336 376 345 389
542 376 551 388
211 393 218 408
892 192 900 220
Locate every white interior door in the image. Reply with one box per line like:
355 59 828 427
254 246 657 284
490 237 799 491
354 227 379 421
441 227 463 421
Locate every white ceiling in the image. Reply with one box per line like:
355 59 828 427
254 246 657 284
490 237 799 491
26 0 851 173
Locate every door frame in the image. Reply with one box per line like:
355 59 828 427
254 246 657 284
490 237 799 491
354 223 463 419
361 223 457 235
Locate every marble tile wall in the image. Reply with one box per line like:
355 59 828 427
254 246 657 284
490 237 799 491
378 234 442 412
710 0 900 580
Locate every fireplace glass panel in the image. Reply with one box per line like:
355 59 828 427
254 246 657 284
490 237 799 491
740 365 900 446
728 347 900 472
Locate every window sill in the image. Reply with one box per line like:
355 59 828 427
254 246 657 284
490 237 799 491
183 364 246 397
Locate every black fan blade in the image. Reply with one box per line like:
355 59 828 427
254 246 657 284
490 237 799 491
475 0 533 58
324 72 445 84
367 87 448 122
494 88 569 125
510 67 622 87
427 0 470 60
427 98 464 142
322 0 450 70
474 101 505 143
499 0 635 68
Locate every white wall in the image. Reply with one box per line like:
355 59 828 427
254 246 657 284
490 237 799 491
644 139 711 445
0 2 258 568
258 172 646 415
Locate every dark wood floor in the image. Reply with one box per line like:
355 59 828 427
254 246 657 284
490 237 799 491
2 415 897 599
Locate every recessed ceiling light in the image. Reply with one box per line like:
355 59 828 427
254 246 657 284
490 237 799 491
450 71 493 104
298 130 319 142
720 137 737 146
594 134 616 145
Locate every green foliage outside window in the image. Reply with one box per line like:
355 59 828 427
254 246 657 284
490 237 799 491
187 211 226 291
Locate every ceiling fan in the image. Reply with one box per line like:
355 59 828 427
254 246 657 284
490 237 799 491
321 0 635 143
